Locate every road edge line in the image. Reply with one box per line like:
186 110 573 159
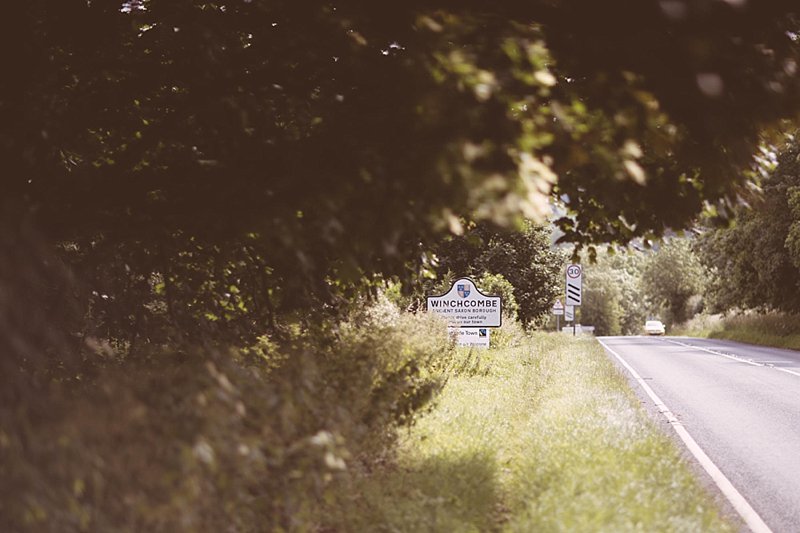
596 338 773 533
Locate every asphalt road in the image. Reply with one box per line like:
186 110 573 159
599 336 800 533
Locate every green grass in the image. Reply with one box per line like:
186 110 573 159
674 312 800 351
327 334 733 532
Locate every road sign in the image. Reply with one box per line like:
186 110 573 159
552 299 564 315
427 278 502 327
565 264 582 306
565 305 574 322
449 327 490 348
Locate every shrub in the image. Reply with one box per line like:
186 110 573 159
0 293 456 532
475 272 520 322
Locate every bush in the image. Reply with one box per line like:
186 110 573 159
0 292 456 532
475 272 520 322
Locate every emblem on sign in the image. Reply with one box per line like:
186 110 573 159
457 284 470 298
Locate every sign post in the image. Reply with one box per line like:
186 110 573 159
565 264 582 336
564 305 575 337
427 278 502 348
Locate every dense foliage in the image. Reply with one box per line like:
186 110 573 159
1 278 457 531
697 136 800 313
3 2 800 302
434 221 565 327
642 239 707 324
580 241 707 333
580 252 648 336
2 1 800 529
1 0 798 342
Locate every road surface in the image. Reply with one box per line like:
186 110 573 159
599 336 800 533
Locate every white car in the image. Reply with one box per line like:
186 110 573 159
644 320 666 335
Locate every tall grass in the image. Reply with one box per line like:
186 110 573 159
326 334 733 532
675 312 800 350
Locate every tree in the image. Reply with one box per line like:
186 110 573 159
642 239 707 325
0 0 798 397
697 136 800 313
4 1 800 288
581 270 623 336
581 251 648 335
434 221 565 327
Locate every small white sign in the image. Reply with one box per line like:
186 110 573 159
552 299 564 315
427 278 502 327
565 305 575 322
565 264 582 306
449 327 490 348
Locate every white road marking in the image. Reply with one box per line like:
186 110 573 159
597 338 773 533
664 339 800 379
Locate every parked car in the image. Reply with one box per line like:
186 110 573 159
644 320 666 335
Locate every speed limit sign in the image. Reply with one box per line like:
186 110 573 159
565 264 582 306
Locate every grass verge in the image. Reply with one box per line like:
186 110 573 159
674 312 800 351
327 334 733 532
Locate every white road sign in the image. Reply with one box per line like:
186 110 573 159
565 264 582 306
449 327 490 348
565 305 575 322
552 299 564 315
427 278 502 327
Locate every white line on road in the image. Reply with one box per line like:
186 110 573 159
664 338 800 379
597 338 773 533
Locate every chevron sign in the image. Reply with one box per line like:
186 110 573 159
565 264 582 306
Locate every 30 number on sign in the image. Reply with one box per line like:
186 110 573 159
566 265 582 279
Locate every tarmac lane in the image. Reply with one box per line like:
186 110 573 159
599 336 800 533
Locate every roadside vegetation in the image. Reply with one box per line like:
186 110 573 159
666 136 800 351
573 240 708 336
572 134 800 344
673 313 800 351
4 2 800 531
328 334 733 532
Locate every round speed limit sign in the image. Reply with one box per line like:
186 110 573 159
566 264 582 279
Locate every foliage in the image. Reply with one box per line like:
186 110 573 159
3 2 800 337
326 334 733 532
674 311 800 351
435 221 566 327
3 2 800 529
0 0 796 362
670 312 724 338
641 238 707 325
581 251 648 336
697 137 800 313
476 271 520 321
0 285 456 532
581 269 624 336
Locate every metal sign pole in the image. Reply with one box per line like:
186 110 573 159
573 306 576 336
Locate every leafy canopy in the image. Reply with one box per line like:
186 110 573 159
1 0 799 338
697 135 800 313
5 1 800 245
